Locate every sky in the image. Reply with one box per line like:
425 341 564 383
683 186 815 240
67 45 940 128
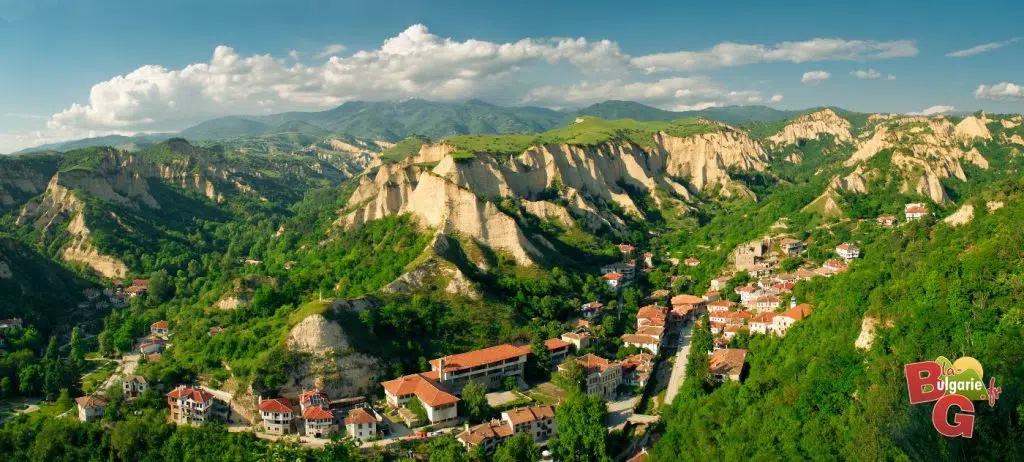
1 0 1022 153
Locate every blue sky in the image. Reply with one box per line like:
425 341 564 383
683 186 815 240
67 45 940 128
1 0 1022 152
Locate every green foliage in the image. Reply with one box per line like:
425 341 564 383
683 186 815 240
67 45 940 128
379 136 431 164
460 380 493 424
493 432 541 462
406 397 428 425
549 392 610 462
552 360 586 395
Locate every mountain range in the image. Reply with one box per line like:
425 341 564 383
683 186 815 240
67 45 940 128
12 100 803 155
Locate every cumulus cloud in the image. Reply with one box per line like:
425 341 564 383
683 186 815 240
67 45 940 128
850 68 896 80
769 94 784 103
632 38 917 73
522 77 765 110
947 38 1021 58
314 43 347 58
974 82 1023 100
801 71 831 84
906 105 956 116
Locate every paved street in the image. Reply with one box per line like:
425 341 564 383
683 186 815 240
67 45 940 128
606 396 639 431
664 321 694 406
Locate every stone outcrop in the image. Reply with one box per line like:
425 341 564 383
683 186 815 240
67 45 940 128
768 109 853 146
338 125 768 265
943 203 975 226
284 309 382 399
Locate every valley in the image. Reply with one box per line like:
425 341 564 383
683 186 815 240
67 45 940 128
1 101 1023 461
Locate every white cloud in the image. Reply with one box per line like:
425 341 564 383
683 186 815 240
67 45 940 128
632 38 917 73
851 68 896 80
314 43 347 59
801 71 831 84
947 38 1021 58
769 94 784 103
906 105 955 116
522 77 765 110
974 82 1023 100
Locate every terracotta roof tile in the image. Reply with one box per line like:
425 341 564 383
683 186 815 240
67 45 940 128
381 373 459 408
344 407 376 425
303 406 334 420
429 344 529 373
258 398 292 413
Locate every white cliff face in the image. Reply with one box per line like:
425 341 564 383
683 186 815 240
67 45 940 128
768 109 853 146
838 116 992 204
338 126 768 265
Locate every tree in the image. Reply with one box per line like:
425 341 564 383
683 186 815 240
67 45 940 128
44 335 58 361
428 435 469 462
69 327 85 373
56 388 73 412
527 333 551 381
148 269 174 303
0 377 11 398
493 433 540 462
553 359 586 394
98 329 112 357
550 392 609 462
460 380 493 424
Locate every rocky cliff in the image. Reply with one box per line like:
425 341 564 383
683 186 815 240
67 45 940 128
768 109 853 146
337 125 768 265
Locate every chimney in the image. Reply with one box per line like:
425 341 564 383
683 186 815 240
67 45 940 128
438 356 446 381
791 297 797 309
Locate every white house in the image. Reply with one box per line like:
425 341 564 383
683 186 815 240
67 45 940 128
123 375 147 398
835 243 861 260
772 303 813 336
258 398 294 435
344 407 377 442
303 405 335 438
76 395 108 422
905 203 929 221
381 372 460 427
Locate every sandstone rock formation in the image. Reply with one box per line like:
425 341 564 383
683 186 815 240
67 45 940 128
768 109 853 146
943 203 975 226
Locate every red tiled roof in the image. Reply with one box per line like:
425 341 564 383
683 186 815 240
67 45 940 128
735 285 755 293
906 206 928 214
381 373 460 408
344 407 376 425
429 344 529 373
561 332 590 341
636 326 664 336
258 398 292 413
151 320 168 329
299 389 329 405
780 303 813 321
710 349 747 376
618 244 636 253
622 334 659 346
751 313 779 324
707 300 737 309
303 406 334 420
166 386 213 403
756 295 781 304
458 420 514 445
603 272 624 281
574 353 618 373
637 305 667 320
544 338 570 351
503 404 555 425
836 243 859 251
75 395 108 409
671 294 704 306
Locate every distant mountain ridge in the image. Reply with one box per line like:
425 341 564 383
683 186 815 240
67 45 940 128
12 100 812 154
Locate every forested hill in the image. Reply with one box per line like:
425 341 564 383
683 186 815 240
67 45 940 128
651 182 1024 460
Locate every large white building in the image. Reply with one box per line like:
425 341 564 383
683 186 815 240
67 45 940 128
381 372 460 427
258 398 294 435
344 407 378 442
167 386 224 426
429 344 531 393
561 354 622 400
457 405 556 453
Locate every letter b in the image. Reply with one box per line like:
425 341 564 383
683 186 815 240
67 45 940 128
905 361 943 404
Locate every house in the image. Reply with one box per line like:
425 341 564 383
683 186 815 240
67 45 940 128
702 291 721 302
636 305 668 330
123 375 147 398
905 203 929 221
617 244 636 256
710 276 732 291
746 262 774 278
601 261 636 280
771 281 795 293
773 303 813 336
823 259 848 273
76 395 108 422
457 404 557 452
647 289 671 304
343 407 377 442
735 285 758 304
670 294 706 315
709 348 748 382
167 386 223 425
684 257 701 267
643 252 655 268
709 310 751 327
622 333 662 355
208 326 225 336
258 398 294 435
779 238 805 256
734 239 768 270
835 243 861 260
299 389 330 412
603 272 625 290
877 215 897 227
706 300 737 313
138 338 165 355
429 344 531 393
620 353 655 387
754 295 782 312
147 352 162 363
562 354 622 400
749 313 779 335
150 320 169 337
303 405 336 438
0 318 23 330
560 332 592 351
381 373 459 427
126 279 149 298
580 301 605 319
723 324 745 339
545 338 571 367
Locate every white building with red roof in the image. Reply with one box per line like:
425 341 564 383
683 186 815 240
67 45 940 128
429 344 531 393
381 371 459 427
603 272 625 290
835 243 861 261
560 332 592 350
561 354 622 400
773 303 813 336
302 405 335 438
710 349 748 382
76 395 108 422
258 397 294 435
150 320 169 337
344 407 377 442
706 300 736 313
167 385 221 425
299 389 329 412
749 312 779 335
456 404 557 452
905 203 929 221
